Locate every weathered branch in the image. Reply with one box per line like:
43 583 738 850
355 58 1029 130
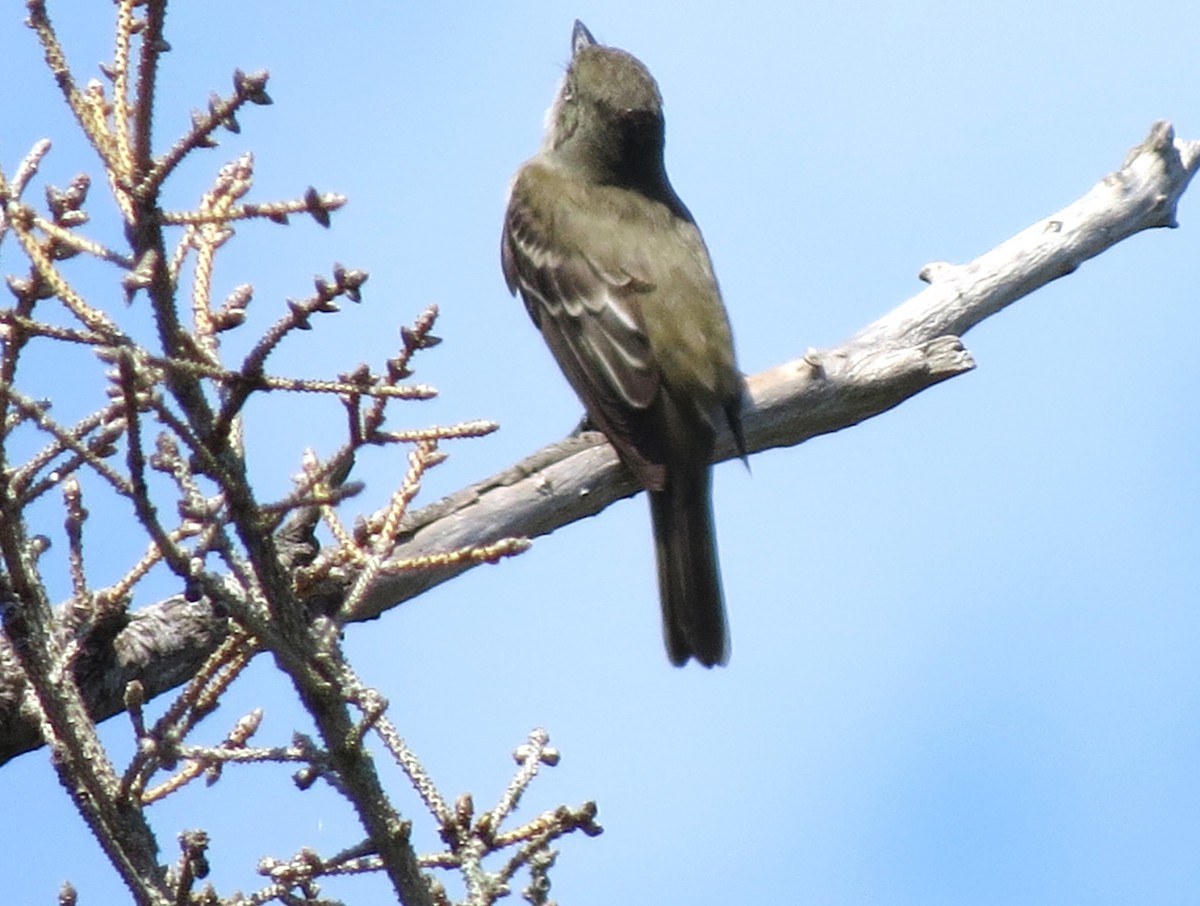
1 121 1196 767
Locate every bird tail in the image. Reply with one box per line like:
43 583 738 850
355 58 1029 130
649 464 729 667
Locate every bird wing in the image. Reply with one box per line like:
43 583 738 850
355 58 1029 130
502 163 668 489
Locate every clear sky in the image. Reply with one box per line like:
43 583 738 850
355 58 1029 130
2 2 1198 903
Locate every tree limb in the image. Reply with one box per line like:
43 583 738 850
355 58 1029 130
1 120 1196 767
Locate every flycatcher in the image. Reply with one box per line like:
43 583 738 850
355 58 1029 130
501 21 745 667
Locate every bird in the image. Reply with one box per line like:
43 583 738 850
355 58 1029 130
501 20 745 666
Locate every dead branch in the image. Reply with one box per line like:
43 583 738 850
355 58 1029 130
3 121 1194 771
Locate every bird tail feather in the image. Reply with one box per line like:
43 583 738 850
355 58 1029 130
650 465 729 667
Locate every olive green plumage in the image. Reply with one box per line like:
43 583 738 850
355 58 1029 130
502 21 745 666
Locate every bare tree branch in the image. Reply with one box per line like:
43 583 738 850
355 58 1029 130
358 121 1200 614
1 120 1196 769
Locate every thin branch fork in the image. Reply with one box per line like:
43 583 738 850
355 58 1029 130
0 121 1196 767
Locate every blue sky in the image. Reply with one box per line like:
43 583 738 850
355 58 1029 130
2 2 1198 903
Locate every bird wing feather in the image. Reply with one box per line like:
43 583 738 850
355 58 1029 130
502 164 668 489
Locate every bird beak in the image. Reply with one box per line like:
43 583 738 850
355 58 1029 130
572 20 597 56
